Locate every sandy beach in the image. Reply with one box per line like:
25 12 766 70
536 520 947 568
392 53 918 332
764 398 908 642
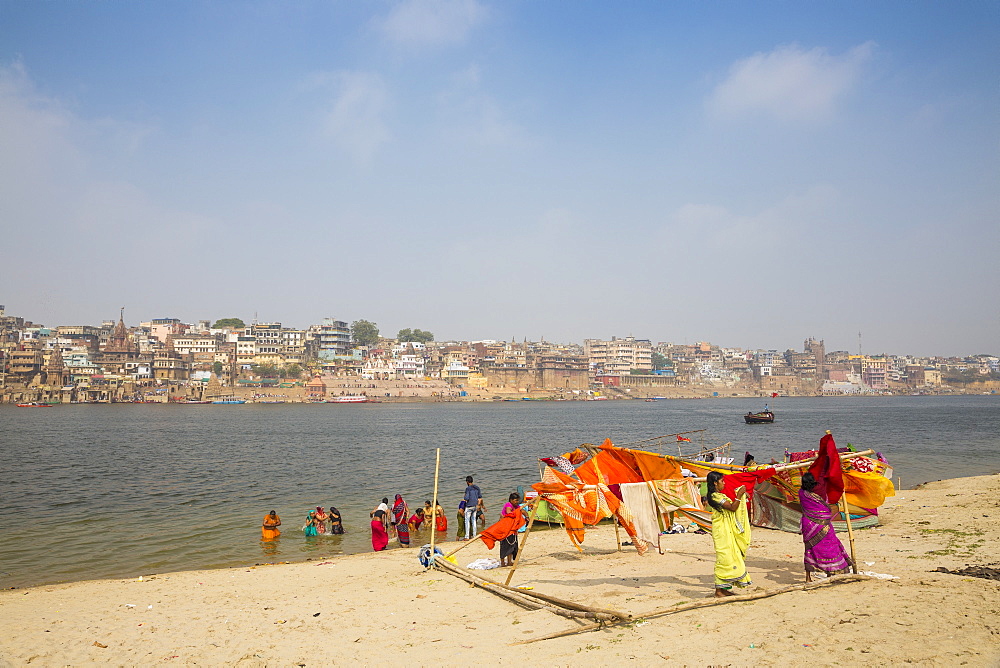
2 473 998 667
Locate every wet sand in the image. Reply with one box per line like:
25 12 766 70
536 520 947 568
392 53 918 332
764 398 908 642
1 474 998 666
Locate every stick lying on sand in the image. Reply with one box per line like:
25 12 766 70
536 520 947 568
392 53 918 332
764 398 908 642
435 558 630 622
512 573 870 645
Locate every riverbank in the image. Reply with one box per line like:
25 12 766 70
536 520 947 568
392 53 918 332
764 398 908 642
2 473 997 666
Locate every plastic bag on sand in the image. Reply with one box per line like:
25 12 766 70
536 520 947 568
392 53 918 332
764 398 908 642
467 558 501 570
859 570 898 580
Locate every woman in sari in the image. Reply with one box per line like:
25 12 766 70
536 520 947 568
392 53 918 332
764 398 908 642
261 510 281 541
303 511 318 537
499 493 522 567
328 506 344 534
799 472 853 580
392 494 411 547
456 500 466 539
706 471 752 597
371 507 389 551
434 502 447 532
314 506 328 534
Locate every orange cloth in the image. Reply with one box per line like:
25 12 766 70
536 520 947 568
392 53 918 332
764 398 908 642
479 508 526 550
261 514 281 541
435 512 448 532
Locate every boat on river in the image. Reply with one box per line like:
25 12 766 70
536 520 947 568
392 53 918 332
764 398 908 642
326 396 368 403
210 396 246 404
744 410 775 424
16 402 54 407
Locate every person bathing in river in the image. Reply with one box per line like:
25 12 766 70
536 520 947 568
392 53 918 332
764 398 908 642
314 506 328 534
261 510 281 541
328 506 344 534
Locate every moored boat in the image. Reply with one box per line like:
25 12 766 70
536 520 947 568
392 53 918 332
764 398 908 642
744 410 775 424
16 402 53 407
326 395 368 403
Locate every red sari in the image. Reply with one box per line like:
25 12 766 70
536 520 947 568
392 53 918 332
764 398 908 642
371 512 389 551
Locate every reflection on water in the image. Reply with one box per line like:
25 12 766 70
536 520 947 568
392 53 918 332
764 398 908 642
1 396 997 588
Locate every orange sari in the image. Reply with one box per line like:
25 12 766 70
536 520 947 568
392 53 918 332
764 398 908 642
261 514 281 541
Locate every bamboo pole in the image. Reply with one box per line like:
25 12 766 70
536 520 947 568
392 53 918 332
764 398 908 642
429 447 441 559
503 500 539 587
840 495 859 573
436 559 625 621
442 534 482 559
512 573 870 645
613 516 622 552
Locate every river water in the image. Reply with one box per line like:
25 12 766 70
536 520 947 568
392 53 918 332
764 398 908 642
1 395 997 588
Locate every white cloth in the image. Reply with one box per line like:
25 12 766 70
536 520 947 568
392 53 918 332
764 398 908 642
619 482 661 549
467 558 501 570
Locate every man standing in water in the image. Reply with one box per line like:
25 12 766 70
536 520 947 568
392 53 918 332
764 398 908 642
462 476 482 540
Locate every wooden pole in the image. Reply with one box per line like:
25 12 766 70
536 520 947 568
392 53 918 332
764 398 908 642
839 495 859 573
613 516 622 552
429 447 441 558
503 499 539 587
442 534 481 559
512 573 870 645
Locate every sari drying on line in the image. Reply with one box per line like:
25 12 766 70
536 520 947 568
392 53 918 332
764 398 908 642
799 488 853 574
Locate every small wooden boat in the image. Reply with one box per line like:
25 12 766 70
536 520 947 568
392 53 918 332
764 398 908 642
743 411 774 424
16 402 53 407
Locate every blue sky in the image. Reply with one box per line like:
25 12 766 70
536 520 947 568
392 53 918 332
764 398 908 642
1 1 997 356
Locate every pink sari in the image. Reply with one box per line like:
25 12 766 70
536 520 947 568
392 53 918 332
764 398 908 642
799 489 852 574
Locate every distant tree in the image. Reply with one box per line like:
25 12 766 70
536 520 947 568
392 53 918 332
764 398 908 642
252 364 279 378
398 328 434 343
651 352 669 370
282 364 302 379
351 320 380 347
212 318 245 330
212 361 224 376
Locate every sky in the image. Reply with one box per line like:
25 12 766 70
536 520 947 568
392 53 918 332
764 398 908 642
1 1 997 357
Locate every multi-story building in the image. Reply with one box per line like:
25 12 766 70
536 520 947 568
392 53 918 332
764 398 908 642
310 318 351 360
585 336 652 374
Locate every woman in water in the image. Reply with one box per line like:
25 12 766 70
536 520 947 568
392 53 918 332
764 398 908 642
314 506 328 534
392 494 410 547
371 506 388 551
328 506 344 534
799 472 853 581
303 510 319 537
261 510 281 541
705 470 752 597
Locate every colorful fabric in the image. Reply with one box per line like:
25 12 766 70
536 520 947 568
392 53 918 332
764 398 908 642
261 514 281 541
619 482 662 549
799 489 852 574
393 495 410 546
710 492 752 590
533 465 647 555
808 434 845 504
843 469 896 509
720 468 777 503
479 506 526 550
435 510 447 532
370 518 388 551
304 512 318 537
650 478 711 529
314 507 328 534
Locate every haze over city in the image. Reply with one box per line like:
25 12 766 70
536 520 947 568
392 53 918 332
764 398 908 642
1 1 997 357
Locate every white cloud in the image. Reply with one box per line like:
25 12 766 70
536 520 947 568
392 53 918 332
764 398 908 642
436 64 525 148
708 42 875 121
321 71 390 163
377 0 488 48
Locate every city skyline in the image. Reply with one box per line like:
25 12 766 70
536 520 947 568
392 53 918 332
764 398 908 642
2 1 997 357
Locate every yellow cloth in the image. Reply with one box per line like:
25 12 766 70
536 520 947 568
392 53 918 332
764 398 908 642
843 469 896 509
710 492 752 589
